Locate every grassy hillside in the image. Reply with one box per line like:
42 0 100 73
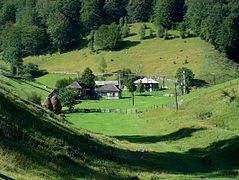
67 79 239 179
25 23 239 86
1 72 239 179
0 74 51 103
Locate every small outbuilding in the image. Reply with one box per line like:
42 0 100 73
95 84 121 99
134 77 160 92
66 81 91 99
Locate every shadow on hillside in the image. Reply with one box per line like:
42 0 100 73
1 92 239 179
193 79 210 88
136 94 152 97
116 40 140 51
143 35 156 40
114 127 205 143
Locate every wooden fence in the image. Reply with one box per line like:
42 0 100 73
65 100 184 114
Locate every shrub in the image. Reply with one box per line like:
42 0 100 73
55 78 74 89
197 111 213 120
138 24 146 40
27 92 41 105
221 88 238 103
94 23 120 50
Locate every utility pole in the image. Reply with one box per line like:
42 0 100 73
118 73 122 89
175 82 179 112
182 70 187 95
76 72 80 80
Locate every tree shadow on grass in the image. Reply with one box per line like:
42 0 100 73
114 127 206 143
116 40 140 51
193 79 210 88
136 94 152 97
1 91 239 179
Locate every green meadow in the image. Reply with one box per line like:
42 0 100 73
25 23 239 87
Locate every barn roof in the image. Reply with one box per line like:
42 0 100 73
95 84 120 93
134 78 159 84
66 81 89 89
95 81 119 86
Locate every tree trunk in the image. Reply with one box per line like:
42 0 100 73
132 92 135 106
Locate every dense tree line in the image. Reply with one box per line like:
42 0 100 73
1 0 239 74
185 0 239 60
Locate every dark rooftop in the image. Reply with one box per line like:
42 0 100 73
95 84 121 93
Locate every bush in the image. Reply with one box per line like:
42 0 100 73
221 88 238 103
94 23 120 50
197 111 213 120
138 24 146 40
56 78 74 89
27 92 41 105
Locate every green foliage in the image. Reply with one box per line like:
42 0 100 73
27 91 41 105
0 3 16 24
127 78 136 93
221 88 239 103
138 24 146 40
59 89 78 111
98 58 107 73
23 63 39 77
88 30 95 52
127 78 136 106
136 80 144 93
178 21 188 39
217 14 239 60
80 0 102 31
80 67 95 89
197 111 213 120
94 23 120 50
176 67 195 94
127 0 153 22
119 17 124 27
20 25 47 56
104 0 127 24
55 78 74 89
121 24 130 38
116 68 133 86
156 25 165 38
153 0 185 30
47 0 81 53
186 0 239 60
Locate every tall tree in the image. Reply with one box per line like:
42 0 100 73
80 0 103 31
153 0 177 29
127 0 153 22
1 25 23 75
218 14 239 60
80 67 96 89
127 78 136 106
94 23 120 50
104 0 127 24
47 0 81 53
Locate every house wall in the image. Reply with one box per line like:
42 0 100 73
97 92 120 99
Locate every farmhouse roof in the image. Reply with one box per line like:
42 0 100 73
95 81 119 86
95 84 121 93
66 81 88 89
134 78 159 84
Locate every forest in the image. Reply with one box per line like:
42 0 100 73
0 0 239 74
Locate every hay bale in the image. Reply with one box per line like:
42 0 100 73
43 98 53 111
51 96 62 114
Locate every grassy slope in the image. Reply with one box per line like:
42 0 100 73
25 23 239 86
0 74 51 103
67 79 239 179
1 74 239 179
